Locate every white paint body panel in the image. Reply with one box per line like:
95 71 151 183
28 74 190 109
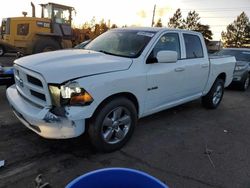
6 28 236 139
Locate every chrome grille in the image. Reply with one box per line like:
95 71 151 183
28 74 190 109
14 65 51 107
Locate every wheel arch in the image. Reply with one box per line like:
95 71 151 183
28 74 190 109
90 92 139 122
217 72 226 83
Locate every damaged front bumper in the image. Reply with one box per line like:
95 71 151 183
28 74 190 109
6 85 85 139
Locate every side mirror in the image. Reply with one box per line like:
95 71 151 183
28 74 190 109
156 50 178 63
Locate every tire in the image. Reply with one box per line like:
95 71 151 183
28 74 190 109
239 73 250 91
202 79 224 109
88 97 137 152
33 38 60 54
0 45 5 56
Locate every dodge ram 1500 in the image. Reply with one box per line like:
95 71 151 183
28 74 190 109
6 28 236 152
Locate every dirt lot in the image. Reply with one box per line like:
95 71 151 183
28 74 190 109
1 55 250 188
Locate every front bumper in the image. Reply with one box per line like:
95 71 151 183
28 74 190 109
6 85 85 139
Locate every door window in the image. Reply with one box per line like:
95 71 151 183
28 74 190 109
152 33 181 59
183 34 204 59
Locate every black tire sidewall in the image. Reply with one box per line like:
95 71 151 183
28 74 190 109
0 46 5 56
33 38 60 54
88 98 137 152
240 73 250 91
202 79 224 109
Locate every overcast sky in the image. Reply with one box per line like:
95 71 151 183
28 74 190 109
0 0 249 40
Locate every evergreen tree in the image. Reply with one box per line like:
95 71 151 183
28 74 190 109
168 8 183 29
195 24 213 45
221 12 250 47
155 18 163 27
168 9 213 43
183 11 200 30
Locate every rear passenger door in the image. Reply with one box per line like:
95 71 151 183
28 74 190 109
182 33 209 95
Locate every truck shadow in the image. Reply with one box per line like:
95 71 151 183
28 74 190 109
38 133 97 158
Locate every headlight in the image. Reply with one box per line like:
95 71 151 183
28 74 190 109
235 65 248 71
49 82 93 106
60 82 82 99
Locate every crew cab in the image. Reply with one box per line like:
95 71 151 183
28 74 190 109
6 28 236 152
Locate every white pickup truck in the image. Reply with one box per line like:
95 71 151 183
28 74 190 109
6 28 236 152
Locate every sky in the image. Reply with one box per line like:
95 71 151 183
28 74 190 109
0 0 250 40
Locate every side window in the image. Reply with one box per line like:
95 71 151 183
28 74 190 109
183 34 204 58
152 33 181 60
17 24 29 36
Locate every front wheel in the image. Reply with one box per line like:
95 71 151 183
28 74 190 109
0 45 5 56
202 79 224 109
88 98 137 152
33 38 60 54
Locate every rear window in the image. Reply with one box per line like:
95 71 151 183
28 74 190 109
183 34 204 59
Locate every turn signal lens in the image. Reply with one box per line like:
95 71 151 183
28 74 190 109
70 92 93 106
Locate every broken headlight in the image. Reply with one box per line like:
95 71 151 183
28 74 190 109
49 82 93 107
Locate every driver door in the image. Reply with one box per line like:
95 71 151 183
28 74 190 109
145 33 187 113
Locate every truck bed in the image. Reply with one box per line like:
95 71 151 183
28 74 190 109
203 55 236 94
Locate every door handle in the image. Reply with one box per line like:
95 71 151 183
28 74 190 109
175 67 185 72
201 64 209 68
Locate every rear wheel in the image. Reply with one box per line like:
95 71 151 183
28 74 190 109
239 73 250 91
202 79 224 109
88 98 137 152
33 38 60 54
0 45 5 56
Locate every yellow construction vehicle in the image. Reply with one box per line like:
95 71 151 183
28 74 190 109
0 2 75 56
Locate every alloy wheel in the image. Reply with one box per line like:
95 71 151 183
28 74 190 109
101 107 131 144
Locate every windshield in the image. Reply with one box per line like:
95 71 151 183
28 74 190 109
84 30 155 58
44 4 52 19
217 49 250 62
43 4 71 24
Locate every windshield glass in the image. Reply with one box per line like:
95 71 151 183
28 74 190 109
44 4 52 19
217 49 250 62
43 5 71 24
84 30 155 58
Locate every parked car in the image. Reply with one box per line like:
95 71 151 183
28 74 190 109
216 48 250 91
6 28 236 152
0 66 14 87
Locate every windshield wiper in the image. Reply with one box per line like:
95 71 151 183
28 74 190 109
97 50 130 58
98 50 116 56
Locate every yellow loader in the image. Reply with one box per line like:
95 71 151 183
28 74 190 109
0 2 75 56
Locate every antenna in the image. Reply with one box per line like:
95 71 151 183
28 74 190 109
151 4 156 27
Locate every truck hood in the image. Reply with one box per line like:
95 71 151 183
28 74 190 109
14 50 132 83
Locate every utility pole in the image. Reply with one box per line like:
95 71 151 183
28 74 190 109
151 4 156 27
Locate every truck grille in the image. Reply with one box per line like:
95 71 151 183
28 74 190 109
14 65 51 107
27 75 43 87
